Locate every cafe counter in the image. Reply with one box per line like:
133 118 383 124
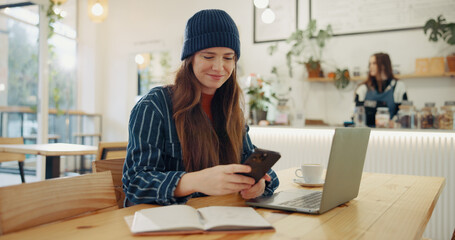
248 126 454 240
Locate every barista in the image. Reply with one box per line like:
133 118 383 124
354 53 408 127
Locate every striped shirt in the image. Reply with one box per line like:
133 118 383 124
122 86 279 206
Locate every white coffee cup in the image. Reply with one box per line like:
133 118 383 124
295 164 323 183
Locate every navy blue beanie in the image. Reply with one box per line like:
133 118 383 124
181 9 240 61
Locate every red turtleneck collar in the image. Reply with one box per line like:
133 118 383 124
201 92 214 122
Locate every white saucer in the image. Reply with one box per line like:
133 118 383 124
293 178 324 187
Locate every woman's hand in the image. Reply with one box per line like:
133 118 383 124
240 174 272 199
175 164 255 197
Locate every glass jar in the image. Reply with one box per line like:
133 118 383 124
353 106 366 127
375 107 389 128
274 98 289 125
420 102 438 129
439 101 455 130
396 101 416 129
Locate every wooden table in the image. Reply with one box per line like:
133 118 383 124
0 143 97 179
0 169 445 240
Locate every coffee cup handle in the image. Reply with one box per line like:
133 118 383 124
295 169 304 178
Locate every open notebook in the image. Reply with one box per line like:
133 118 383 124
124 205 274 235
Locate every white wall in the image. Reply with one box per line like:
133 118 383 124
77 0 455 141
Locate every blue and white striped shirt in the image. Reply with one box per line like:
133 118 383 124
122 86 279 206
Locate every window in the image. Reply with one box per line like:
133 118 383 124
136 51 173 96
0 1 78 179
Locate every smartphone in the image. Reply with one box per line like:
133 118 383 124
238 148 281 183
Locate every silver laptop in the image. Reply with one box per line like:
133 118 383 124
246 128 371 214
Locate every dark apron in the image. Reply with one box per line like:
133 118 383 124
364 81 397 127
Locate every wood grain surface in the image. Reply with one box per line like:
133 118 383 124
0 169 445 240
0 171 117 235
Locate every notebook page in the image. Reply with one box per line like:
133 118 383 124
130 205 203 233
198 206 272 230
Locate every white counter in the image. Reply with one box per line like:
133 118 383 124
249 126 454 240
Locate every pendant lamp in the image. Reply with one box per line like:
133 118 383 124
87 0 108 23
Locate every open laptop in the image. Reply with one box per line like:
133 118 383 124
246 127 371 214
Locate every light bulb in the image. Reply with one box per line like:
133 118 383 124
91 3 104 16
60 10 67 18
254 0 269 9
135 54 145 65
261 8 275 24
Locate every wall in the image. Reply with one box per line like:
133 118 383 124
77 0 455 141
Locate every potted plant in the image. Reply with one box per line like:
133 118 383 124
285 20 333 78
246 75 277 125
424 15 455 72
333 68 350 89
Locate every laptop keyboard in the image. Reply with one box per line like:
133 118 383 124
280 191 322 209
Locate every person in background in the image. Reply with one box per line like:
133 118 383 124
354 52 408 127
122 9 279 206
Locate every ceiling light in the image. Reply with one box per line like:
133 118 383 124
91 3 103 16
254 0 269 9
261 8 275 24
135 53 150 70
135 54 145 65
87 0 108 23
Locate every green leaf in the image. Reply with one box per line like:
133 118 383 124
424 15 446 42
268 43 278 56
444 23 455 45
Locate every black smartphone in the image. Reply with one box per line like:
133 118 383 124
238 148 281 183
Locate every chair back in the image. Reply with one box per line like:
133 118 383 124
0 171 117 235
92 158 125 208
0 137 25 163
95 141 127 161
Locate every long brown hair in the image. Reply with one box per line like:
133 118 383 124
171 57 245 172
364 53 397 93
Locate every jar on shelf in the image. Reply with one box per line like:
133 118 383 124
274 98 290 125
375 107 390 128
420 102 438 129
439 101 455 130
396 101 417 129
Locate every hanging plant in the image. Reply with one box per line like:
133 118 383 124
46 0 65 115
46 0 64 38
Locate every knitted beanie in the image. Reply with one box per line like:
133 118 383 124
181 9 240 61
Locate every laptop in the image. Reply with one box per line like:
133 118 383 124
246 127 371 214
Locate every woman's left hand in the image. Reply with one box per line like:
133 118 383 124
240 174 272 199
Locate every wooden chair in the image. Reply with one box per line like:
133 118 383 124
0 171 117 235
0 137 26 183
92 158 125 208
95 141 128 161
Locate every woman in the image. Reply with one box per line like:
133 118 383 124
355 53 408 127
122 9 279 206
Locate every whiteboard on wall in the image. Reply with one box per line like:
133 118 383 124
310 0 455 36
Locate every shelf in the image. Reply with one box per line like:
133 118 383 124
307 72 455 83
